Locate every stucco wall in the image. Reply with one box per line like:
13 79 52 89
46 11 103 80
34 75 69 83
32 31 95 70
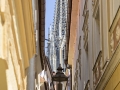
0 0 36 90
104 64 120 90
69 0 120 90
0 0 23 89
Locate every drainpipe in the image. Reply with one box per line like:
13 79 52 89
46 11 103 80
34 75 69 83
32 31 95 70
27 55 36 90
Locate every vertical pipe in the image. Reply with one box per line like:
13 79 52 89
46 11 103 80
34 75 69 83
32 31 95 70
27 55 35 90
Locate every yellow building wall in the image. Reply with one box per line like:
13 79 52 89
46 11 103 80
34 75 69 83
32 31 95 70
115 83 120 90
104 63 120 90
104 1 120 90
0 0 36 90
0 59 8 90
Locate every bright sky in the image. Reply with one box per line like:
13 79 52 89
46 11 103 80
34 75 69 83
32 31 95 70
45 0 56 54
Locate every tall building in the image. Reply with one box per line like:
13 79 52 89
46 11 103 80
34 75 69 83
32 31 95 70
47 0 68 72
66 0 120 90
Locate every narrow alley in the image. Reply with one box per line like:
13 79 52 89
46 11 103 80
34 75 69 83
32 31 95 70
0 0 120 90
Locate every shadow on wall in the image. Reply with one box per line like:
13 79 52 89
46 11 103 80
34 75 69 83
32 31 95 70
0 58 8 90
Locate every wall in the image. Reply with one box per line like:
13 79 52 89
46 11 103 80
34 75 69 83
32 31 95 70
68 0 120 90
0 0 36 90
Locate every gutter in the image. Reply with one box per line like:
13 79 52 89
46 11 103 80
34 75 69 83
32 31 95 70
38 0 45 70
65 0 72 67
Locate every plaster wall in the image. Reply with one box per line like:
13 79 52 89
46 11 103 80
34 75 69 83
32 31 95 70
104 64 120 90
69 0 120 90
0 0 36 90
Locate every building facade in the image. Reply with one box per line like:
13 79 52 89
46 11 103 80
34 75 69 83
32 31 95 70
67 0 120 90
0 0 36 90
0 0 48 90
27 0 46 90
47 0 68 72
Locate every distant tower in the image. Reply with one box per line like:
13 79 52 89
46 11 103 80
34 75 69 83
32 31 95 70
47 0 68 72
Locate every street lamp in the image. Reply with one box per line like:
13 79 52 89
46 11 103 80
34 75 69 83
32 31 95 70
52 64 68 90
